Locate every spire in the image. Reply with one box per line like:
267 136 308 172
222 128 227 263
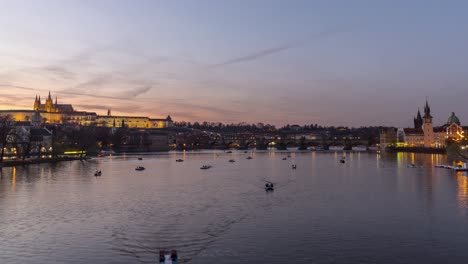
423 98 432 119
413 108 423 129
48 91 51 100
55 96 57 105
38 95 41 103
35 94 38 101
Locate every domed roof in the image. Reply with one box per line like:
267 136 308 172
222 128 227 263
447 112 461 125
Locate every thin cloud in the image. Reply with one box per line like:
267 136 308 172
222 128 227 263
42 66 75 80
121 86 152 98
209 26 355 68
0 84 37 91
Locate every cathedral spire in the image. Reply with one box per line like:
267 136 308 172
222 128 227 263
55 96 58 105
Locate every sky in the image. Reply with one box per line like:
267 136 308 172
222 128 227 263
0 0 467 127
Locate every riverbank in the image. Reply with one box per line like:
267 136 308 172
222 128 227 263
0 157 91 167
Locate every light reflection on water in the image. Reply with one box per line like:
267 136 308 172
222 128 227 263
0 151 468 264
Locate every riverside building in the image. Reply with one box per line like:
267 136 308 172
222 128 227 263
380 100 466 149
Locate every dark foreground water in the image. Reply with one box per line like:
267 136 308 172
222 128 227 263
1 151 468 264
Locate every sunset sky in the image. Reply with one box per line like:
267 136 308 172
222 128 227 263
1 0 467 127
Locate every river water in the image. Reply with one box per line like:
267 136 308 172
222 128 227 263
1 151 468 264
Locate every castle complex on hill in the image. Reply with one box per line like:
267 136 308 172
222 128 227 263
380 100 466 149
0 92 173 129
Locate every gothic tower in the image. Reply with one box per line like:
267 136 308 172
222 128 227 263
45 91 53 112
413 109 423 129
422 99 433 147
33 95 40 110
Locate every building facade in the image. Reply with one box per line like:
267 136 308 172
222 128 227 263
0 92 173 129
380 100 466 149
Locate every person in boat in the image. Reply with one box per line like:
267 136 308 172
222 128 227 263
171 250 178 261
159 250 165 263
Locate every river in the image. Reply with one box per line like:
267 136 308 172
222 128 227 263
1 151 467 263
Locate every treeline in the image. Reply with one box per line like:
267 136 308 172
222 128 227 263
173 121 277 133
175 121 381 135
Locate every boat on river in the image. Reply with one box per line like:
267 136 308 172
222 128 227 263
200 165 212 170
94 170 102 176
175 159 184 162
159 250 177 264
135 166 145 171
435 163 468 171
265 183 274 191
229 159 235 163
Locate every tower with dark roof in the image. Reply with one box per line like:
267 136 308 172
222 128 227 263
422 99 434 147
413 109 423 129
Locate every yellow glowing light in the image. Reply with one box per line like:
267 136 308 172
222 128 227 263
64 151 86 155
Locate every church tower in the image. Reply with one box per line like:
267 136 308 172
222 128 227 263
422 99 434 147
413 109 423 129
45 91 53 112
33 95 40 110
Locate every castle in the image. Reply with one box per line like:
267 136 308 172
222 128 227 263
380 100 466 149
0 92 173 129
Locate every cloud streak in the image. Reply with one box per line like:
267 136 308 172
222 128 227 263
0 84 37 91
209 26 355 68
121 86 152 98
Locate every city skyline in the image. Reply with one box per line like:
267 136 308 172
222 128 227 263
1 0 467 127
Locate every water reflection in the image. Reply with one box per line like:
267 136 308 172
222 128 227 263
457 172 468 213
11 166 16 192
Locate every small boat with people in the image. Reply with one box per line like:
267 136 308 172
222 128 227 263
229 159 235 163
340 159 345 164
138 157 143 160
135 166 145 171
226 150 233 153
200 165 212 170
175 159 184 162
246 156 253 160
94 170 102 176
159 249 178 264
282 157 287 160
292 164 297 169
265 182 274 191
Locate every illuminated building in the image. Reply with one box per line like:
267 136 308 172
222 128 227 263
0 92 173 129
380 99 466 149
